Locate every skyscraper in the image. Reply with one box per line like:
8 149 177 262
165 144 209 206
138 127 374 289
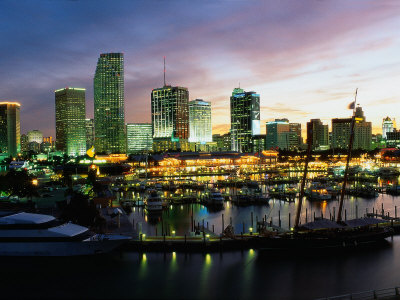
266 119 291 150
230 88 260 152
94 53 126 154
189 99 212 143
331 106 372 150
0 102 20 157
55 88 86 157
306 119 329 150
151 86 189 140
126 123 153 154
382 117 395 139
85 118 94 150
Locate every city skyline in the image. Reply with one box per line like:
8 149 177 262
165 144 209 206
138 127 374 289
1 1 400 137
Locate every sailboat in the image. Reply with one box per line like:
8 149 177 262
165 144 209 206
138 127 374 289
252 89 393 250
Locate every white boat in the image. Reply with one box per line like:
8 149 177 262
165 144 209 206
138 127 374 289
205 188 224 206
0 212 131 256
144 189 163 211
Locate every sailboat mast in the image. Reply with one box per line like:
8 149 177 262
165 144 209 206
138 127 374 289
337 89 358 222
294 125 313 228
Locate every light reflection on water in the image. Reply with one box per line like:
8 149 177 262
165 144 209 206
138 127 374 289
131 191 400 236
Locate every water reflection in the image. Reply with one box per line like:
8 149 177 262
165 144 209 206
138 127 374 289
138 253 147 279
199 253 212 299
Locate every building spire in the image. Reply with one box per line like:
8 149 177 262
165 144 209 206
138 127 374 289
163 56 166 86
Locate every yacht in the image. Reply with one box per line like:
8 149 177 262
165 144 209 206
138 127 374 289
205 188 224 206
144 189 163 211
306 184 332 201
0 212 131 256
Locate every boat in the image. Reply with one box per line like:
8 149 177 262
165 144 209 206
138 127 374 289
306 184 332 201
0 212 131 256
253 218 393 251
144 189 163 212
204 188 224 206
255 90 393 251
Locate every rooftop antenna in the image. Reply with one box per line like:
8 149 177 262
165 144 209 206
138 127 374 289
163 56 166 86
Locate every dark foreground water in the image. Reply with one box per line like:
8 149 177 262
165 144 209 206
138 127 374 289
0 237 399 300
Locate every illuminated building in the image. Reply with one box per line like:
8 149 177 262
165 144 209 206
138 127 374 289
27 130 43 144
289 123 302 150
28 142 40 153
21 134 28 152
126 123 153 154
85 118 94 150
230 88 260 152
331 106 372 150
151 85 189 140
307 119 329 150
0 102 20 157
94 53 126 154
213 133 231 151
252 134 266 152
189 99 212 143
266 119 290 150
55 87 87 157
382 117 395 139
386 131 400 148
331 118 351 149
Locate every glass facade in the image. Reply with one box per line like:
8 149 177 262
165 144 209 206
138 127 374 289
94 53 126 154
0 102 20 157
230 88 260 152
126 123 153 154
266 119 290 150
85 118 94 150
307 119 329 150
151 85 189 140
55 88 86 157
189 99 212 143
382 117 395 140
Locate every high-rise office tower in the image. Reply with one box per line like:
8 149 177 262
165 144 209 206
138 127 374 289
266 119 290 150
289 123 302 150
306 119 329 150
331 106 372 150
85 118 94 150
20 134 28 152
382 117 395 139
230 88 260 152
189 99 212 143
94 53 126 154
0 102 20 157
55 87 87 157
126 123 153 154
331 118 352 149
27 130 43 144
151 86 189 140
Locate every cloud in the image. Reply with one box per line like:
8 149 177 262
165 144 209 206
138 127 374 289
1 0 400 136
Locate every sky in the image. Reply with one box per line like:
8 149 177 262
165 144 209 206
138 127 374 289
1 0 400 137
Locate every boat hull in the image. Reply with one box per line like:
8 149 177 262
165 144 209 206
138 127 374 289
0 236 130 257
254 229 393 251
